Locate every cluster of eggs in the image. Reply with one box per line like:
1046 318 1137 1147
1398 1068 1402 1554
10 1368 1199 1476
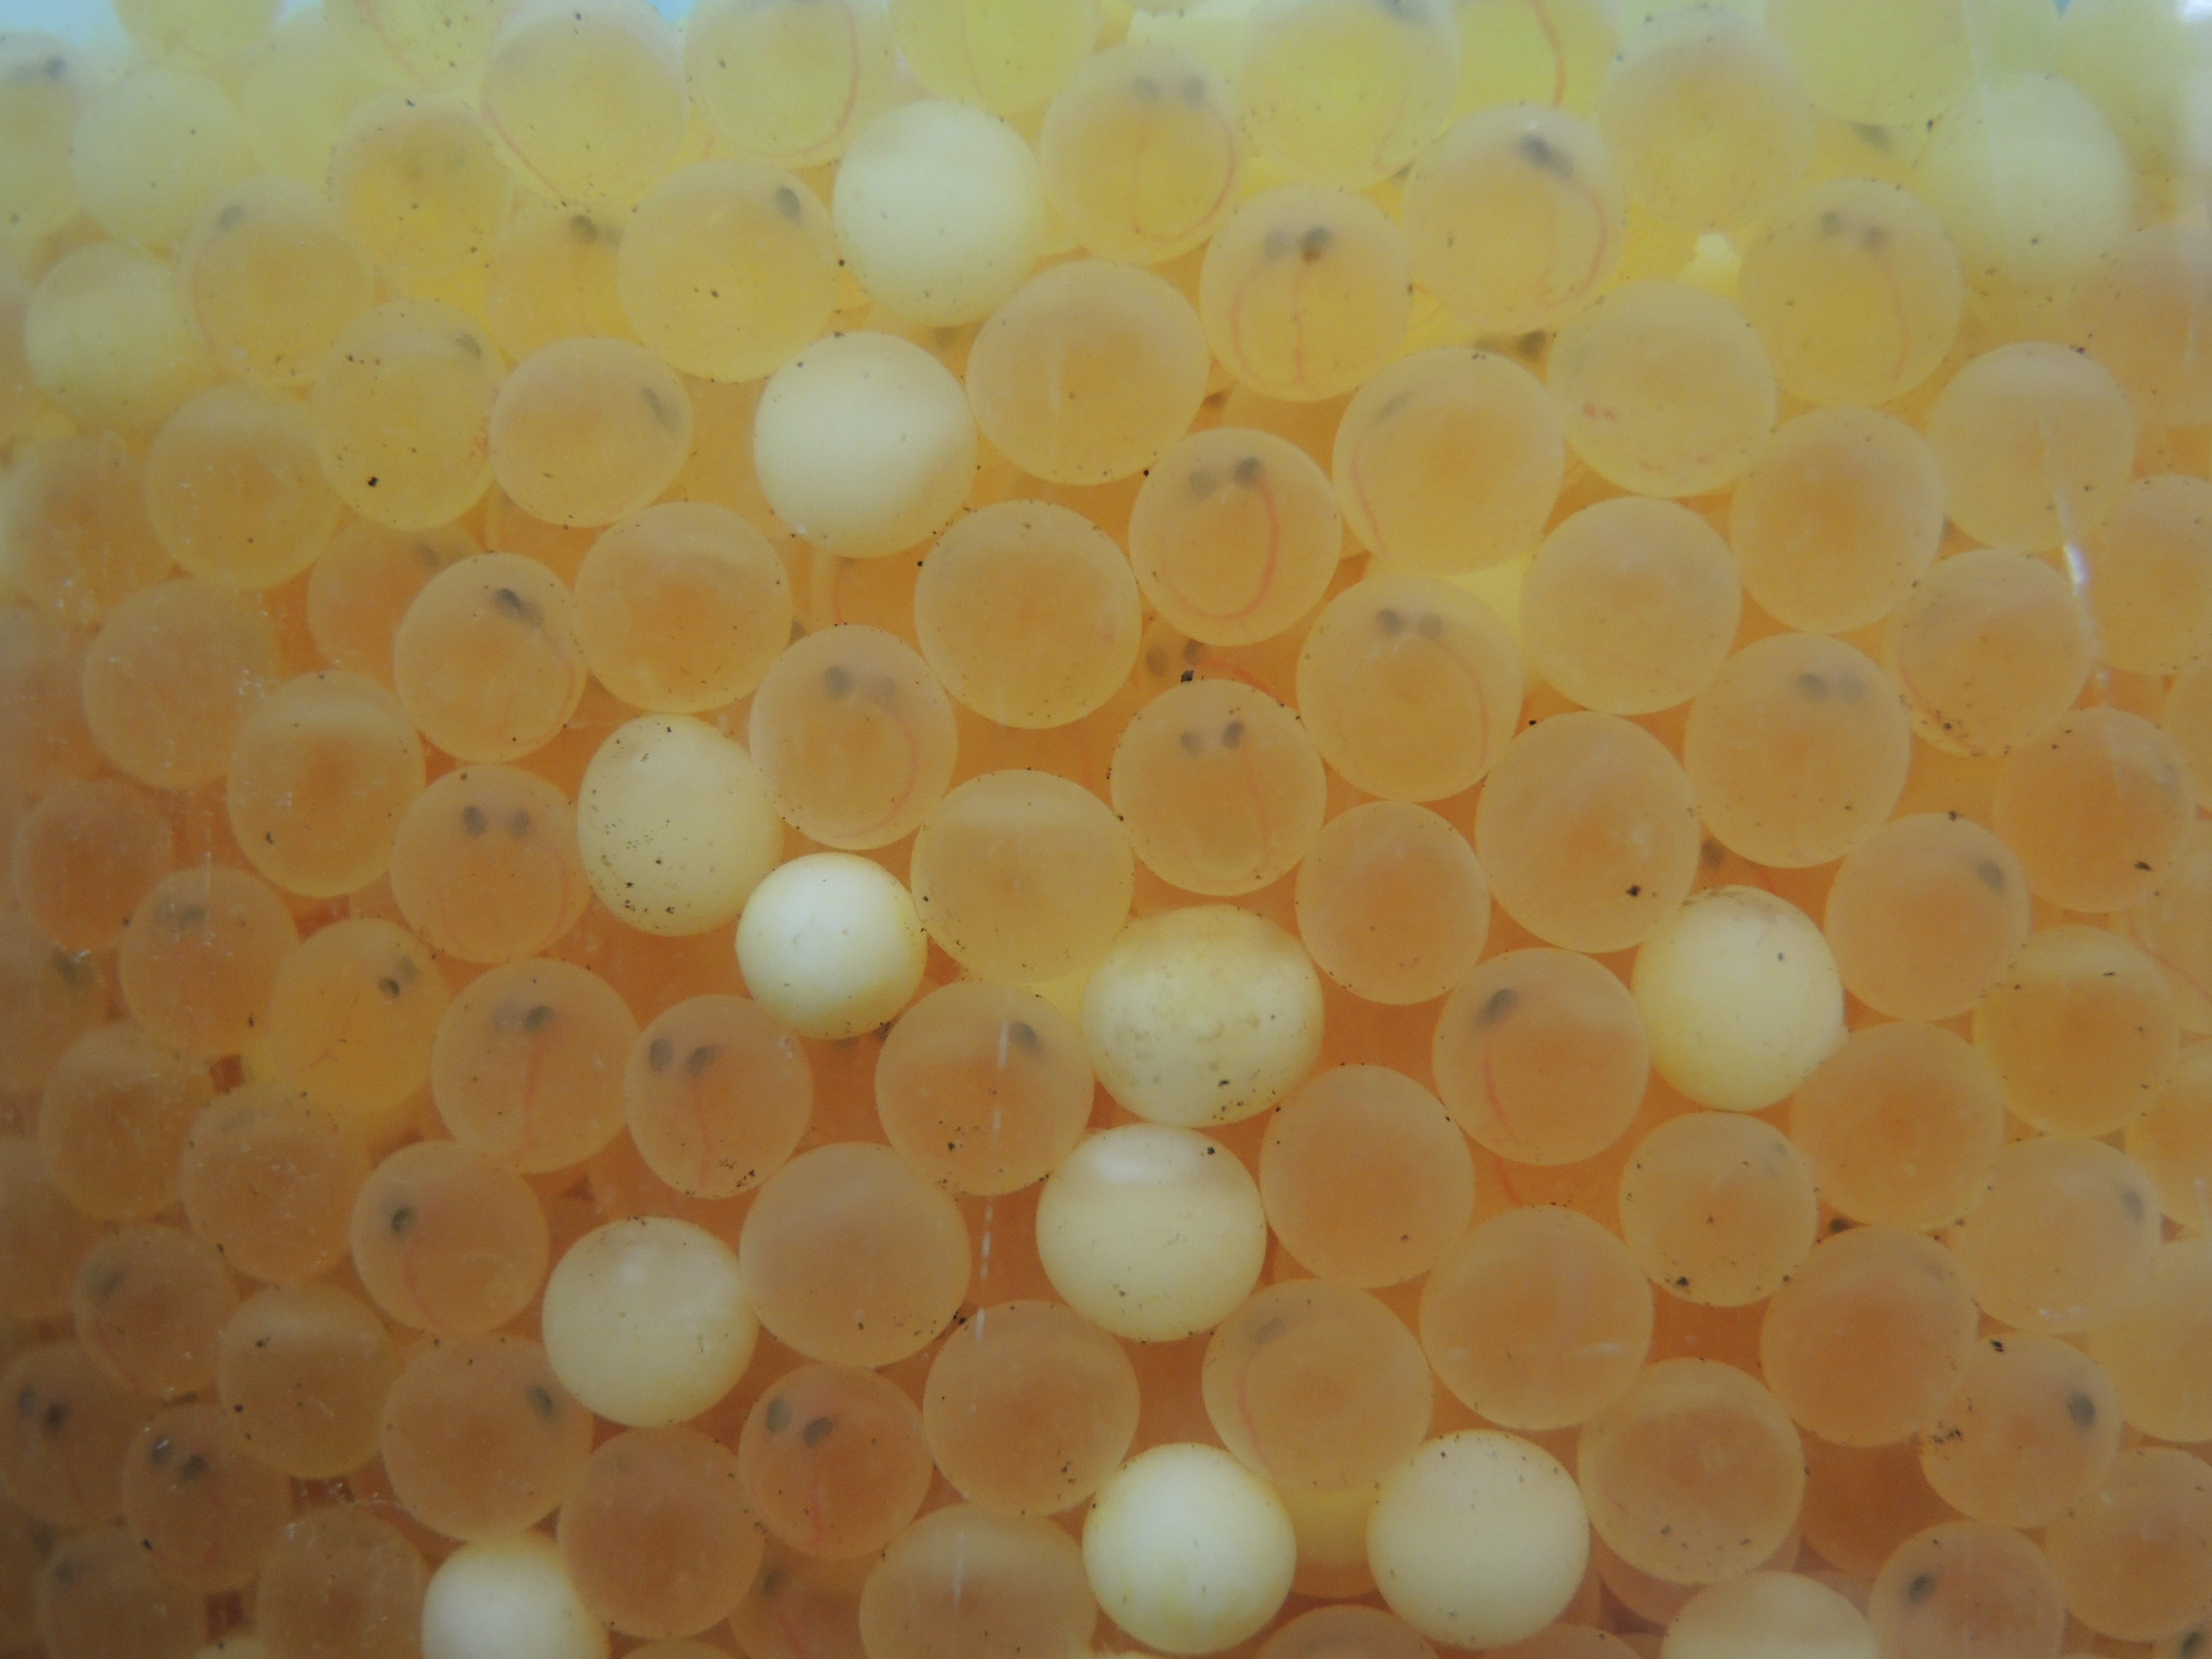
4 0 2212 1657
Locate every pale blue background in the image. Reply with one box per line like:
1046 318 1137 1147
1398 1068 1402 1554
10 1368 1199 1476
0 0 2089 46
